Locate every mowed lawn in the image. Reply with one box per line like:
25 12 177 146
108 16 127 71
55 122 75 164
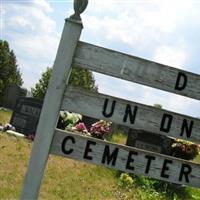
0 109 12 125
0 133 121 199
0 110 119 199
1 109 200 200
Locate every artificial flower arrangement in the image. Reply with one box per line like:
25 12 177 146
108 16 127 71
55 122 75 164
58 111 112 140
57 111 82 130
73 120 112 140
26 112 112 141
72 122 90 135
90 120 112 139
171 138 200 160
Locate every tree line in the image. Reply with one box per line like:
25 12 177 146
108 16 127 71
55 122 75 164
31 66 98 100
0 40 23 102
0 40 97 103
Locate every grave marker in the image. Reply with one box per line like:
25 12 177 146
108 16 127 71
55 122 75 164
10 97 43 135
126 129 174 155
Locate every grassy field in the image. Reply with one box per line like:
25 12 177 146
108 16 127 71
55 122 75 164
0 108 12 125
1 109 200 200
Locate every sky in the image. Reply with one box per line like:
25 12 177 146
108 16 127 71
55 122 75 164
1 0 200 118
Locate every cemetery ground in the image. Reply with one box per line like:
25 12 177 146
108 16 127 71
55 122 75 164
0 110 200 200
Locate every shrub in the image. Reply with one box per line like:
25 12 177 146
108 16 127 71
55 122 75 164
118 173 134 189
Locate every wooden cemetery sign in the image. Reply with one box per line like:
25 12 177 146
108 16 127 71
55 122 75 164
51 129 200 188
21 1 200 199
61 86 200 143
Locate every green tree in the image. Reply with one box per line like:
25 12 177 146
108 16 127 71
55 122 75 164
8 50 23 86
31 66 98 100
31 67 52 100
0 40 23 100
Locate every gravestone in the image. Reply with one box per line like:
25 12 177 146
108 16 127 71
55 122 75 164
10 97 43 135
126 129 174 155
81 115 98 129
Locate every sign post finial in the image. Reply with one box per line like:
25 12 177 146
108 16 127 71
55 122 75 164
70 0 88 21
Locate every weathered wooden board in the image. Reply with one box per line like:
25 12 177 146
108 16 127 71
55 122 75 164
73 41 200 100
21 19 83 200
50 129 200 188
62 86 200 143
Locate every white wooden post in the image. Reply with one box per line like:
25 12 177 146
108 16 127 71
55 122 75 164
20 18 83 200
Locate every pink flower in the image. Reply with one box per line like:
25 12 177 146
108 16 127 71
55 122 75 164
90 120 111 137
75 123 88 132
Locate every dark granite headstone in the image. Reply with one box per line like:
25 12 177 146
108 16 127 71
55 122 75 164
10 97 43 135
126 129 174 155
81 115 98 130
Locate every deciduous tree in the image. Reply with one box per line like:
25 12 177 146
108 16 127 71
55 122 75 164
31 66 98 100
0 40 23 101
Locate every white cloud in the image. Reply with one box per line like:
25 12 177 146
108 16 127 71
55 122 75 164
0 6 3 36
84 10 160 48
33 0 53 13
83 0 200 60
153 45 188 69
3 1 59 89
9 16 33 29
2 0 200 118
82 0 200 118
7 4 56 34
84 0 186 46
12 33 59 62
29 7 56 33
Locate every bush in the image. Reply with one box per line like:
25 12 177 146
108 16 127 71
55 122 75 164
118 173 134 189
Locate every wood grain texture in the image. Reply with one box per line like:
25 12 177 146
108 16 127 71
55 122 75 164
21 19 83 200
62 86 200 143
50 129 200 188
73 41 200 100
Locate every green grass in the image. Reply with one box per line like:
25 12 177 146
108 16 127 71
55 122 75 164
1 132 200 200
194 154 200 163
109 130 127 144
0 108 12 125
1 110 200 199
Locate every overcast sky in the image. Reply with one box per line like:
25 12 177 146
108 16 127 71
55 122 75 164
1 0 200 117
